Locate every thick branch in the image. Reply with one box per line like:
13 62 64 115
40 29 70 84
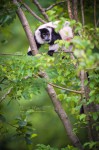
39 71 83 150
13 0 38 56
18 0 46 24
45 0 66 11
33 0 49 21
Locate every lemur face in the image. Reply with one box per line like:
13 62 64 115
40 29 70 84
39 28 52 43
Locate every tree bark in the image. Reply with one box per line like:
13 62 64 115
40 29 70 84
72 0 78 21
18 0 46 24
67 0 73 19
13 0 38 56
39 72 84 150
80 0 85 26
33 0 49 21
80 70 99 142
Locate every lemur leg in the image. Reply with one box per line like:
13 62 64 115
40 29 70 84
48 50 55 56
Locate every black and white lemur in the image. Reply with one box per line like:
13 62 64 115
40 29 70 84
27 21 73 56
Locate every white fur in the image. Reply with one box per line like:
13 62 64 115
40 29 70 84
28 21 73 53
59 26 73 40
49 44 59 52
28 46 31 52
35 29 44 44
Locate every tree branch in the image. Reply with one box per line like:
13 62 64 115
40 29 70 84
0 53 23 56
38 71 83 150
33 0 49 21
18 0 46 24
13 0 38 56
45 0 66 11
48 82 83 94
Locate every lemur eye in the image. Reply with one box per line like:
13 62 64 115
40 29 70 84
43 33 46 36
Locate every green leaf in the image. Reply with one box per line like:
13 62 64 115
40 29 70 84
31 133 37 138
92 112 98 121
79 114 86 121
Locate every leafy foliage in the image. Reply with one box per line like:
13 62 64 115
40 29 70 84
0 0 17 27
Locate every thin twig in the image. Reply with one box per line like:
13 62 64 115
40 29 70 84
0 53 23 56
0 50 73 56
0 87 13 103
45 0 66 11
48 82 83 94
18 0 46 24
24 73 82 94
33 0 49 21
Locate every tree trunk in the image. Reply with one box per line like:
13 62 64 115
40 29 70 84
13 0 38 56
80 0 85 26
67 0 73 19
80 70 99 142
72 0 78 21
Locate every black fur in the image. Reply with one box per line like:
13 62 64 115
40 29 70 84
34 35 41 49
48 50 55 56
39 28 50 41
80 105 84 114
49 28 61 45
27 51 32 55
